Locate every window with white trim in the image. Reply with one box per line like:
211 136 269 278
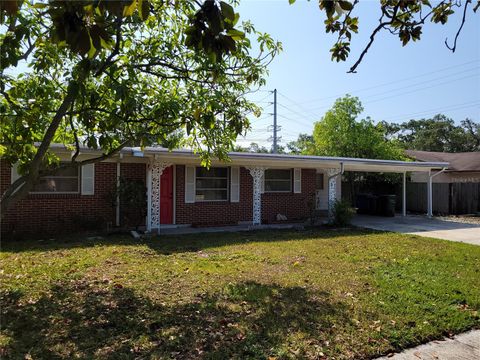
315 173 324 190
264 169 292 192
195 167 229 201
31 164 80 193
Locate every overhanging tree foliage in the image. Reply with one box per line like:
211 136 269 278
291 0 479 72
0 0 281 215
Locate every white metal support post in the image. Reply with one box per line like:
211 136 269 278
116 162 121 226
427 167 448 219
247 166 266 225
326 163 344 219
402 171 407 217
146 163 153 232
427 170 433 218
150 161 172 234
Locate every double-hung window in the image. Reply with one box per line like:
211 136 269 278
264 169 292 192
195 167 229 201
31 164 80 193
315 173 324 190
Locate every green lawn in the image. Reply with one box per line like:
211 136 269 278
1 229 479 359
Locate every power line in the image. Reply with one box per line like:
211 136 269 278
277 113 314 129
277 104 317 128
296 67 479 115
277 91 323 120
255 92 274 104
363 74 478 106
384 100 480 122
293 59 479 106
273 89 278 153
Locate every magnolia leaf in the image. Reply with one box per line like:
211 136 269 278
339 1 353 11
233 12 240 26
220 1 235 22
194 108 201 120
226 29 245 40
77 29 92 55
100 37 113 50
87 40 97 59
139 0 150 21
123 0 137 17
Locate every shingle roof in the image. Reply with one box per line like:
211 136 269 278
405 150 480 172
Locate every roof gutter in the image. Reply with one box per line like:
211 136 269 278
328 162 345 180
430 167 448 180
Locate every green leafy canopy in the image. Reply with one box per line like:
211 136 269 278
0 0 281 213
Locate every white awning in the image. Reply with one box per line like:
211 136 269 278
127 147 448 173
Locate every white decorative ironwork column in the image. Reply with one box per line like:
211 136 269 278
326 168 340 218
149 161 172 233
246 167 266 225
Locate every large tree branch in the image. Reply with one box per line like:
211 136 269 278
1 80 78 217
347 1 456 73
348 20 388 74
445 0 471 52
94 17 123 77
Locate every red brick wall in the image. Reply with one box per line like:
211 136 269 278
1 160 314 236
175 165 253 226
175 166 314 226
0 160 146 238
261 169 316 223
0 159 118 239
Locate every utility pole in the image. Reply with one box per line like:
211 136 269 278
273 88 277 153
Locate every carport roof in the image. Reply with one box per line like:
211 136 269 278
48 144 449 173
128 147 449 173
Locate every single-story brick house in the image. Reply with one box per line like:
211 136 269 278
1 146 448 238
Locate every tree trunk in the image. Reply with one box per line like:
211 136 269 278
0 82 77 218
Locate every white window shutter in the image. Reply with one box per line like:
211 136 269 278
230 166 240 202
11 163 21 184
185 165 195 203
294 168 302 193
81 163 95 195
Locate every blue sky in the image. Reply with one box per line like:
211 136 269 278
236 0 480 147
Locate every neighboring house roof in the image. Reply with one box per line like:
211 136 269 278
405 150 480 172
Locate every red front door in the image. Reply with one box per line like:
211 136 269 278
160 166 173 224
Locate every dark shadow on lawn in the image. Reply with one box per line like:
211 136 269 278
1 280 351 359
1 227 377 255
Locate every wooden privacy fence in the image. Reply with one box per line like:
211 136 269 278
407 182 480 215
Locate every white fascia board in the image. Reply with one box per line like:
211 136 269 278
46 144 449 172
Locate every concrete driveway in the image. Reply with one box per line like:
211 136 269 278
352 215 480 246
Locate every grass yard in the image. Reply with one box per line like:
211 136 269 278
1 228 479 359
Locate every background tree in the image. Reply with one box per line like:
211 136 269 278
289 95 405 202
381 115 480 152
286 134 315 155
233 142 286 153
0 0 281 215
311 95 404 160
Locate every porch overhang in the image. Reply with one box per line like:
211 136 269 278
124 147 449 173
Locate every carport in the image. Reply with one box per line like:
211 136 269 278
325 157 449 218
